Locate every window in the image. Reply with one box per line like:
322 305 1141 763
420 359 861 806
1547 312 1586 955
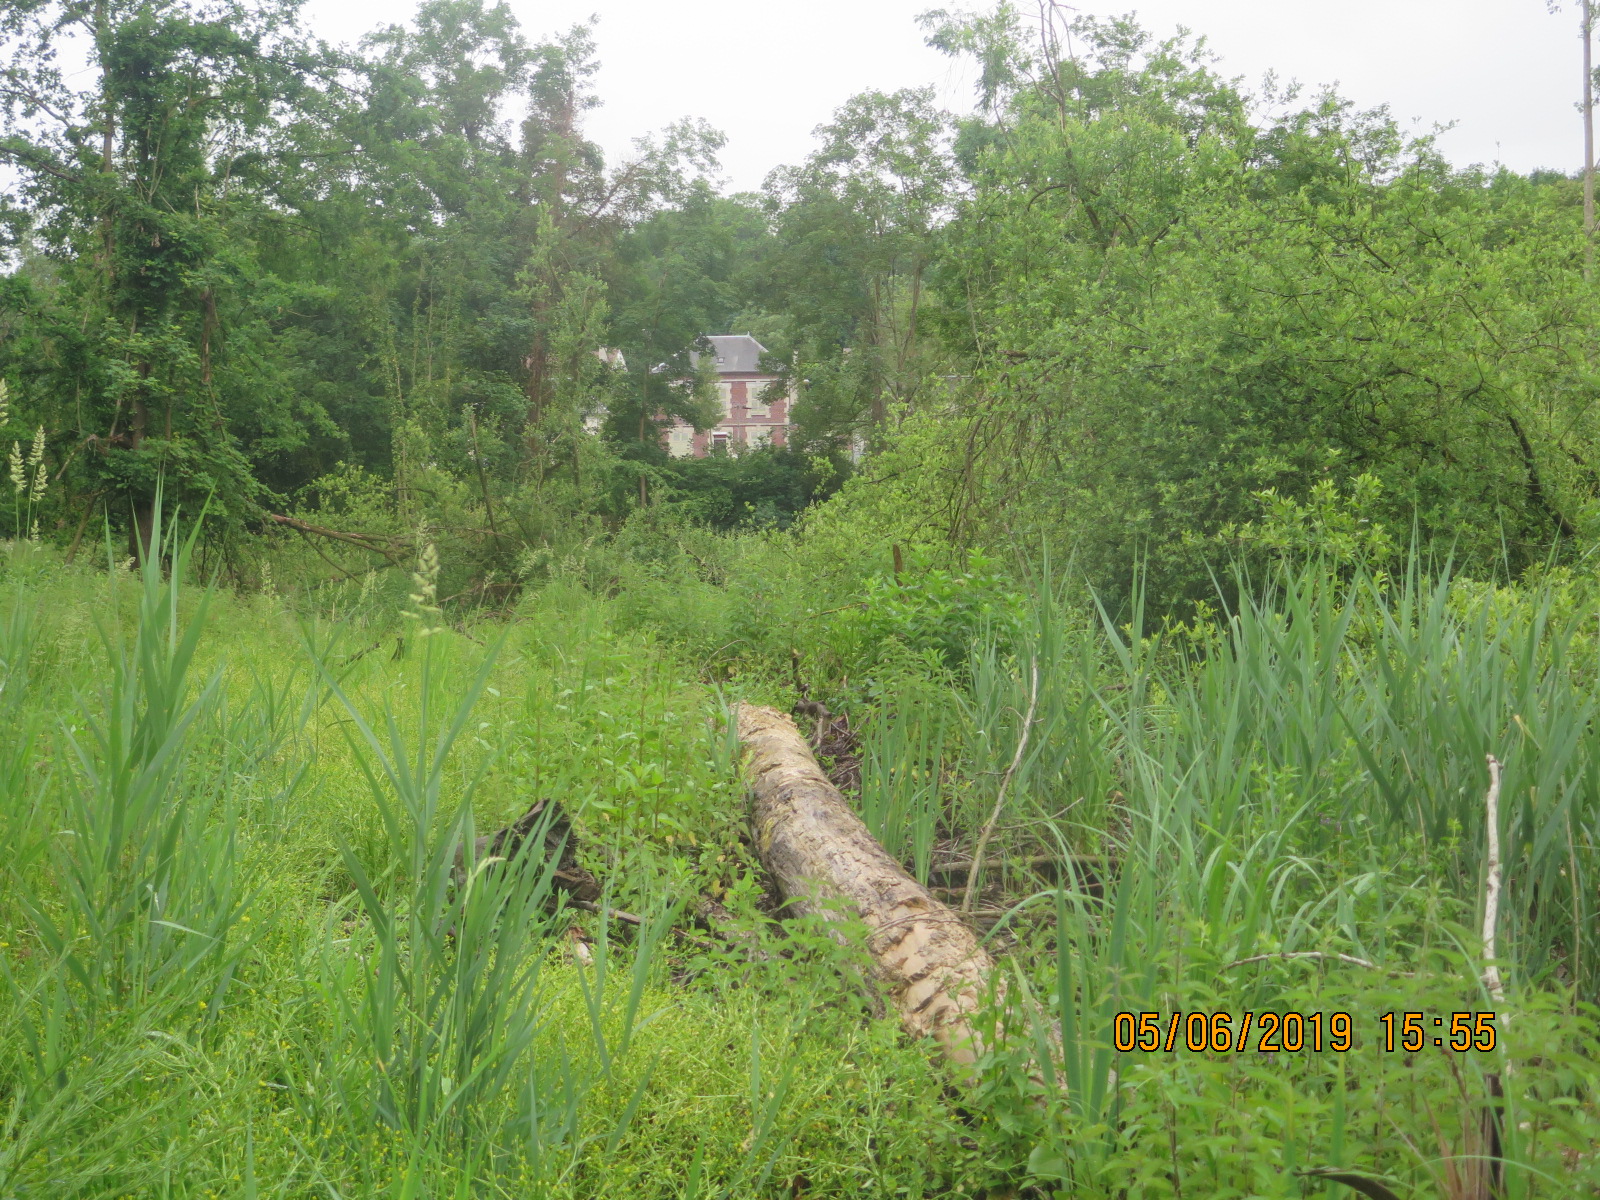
746 381 771 418
711 431 730 453
666 425 695 458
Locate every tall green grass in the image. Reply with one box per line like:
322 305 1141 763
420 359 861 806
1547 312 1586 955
6 510 1597 1196
849 555 1600 1195
561 522 1600 1191
0 535 975 1198
857 704 948 884
0 516 300 1187
856 556 1599 988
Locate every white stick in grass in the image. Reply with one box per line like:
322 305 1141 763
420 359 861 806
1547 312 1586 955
962 658 1040 915
1481 753 1505 1003
1480 754 1509 1200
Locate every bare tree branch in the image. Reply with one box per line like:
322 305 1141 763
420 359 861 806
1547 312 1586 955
963 657 1040 914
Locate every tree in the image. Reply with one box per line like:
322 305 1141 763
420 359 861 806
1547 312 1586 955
821 8 1600 606
761 88 954 446
1545 0 1599 274
259 2 724 535
1585 0 1594 274
604 188 761 464
1 0 323 558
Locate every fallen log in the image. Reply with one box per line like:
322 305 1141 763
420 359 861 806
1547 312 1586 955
736 703 997 1078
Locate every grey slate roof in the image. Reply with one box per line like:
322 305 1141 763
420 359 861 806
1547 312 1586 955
691 334 768 375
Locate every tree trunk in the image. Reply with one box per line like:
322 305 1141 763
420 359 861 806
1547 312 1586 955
126 360 154 565
735 703 997 1078
1586 0 1595 278
95 0 116 296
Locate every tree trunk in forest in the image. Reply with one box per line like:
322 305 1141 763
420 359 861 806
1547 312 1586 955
126 357 153 565
735 703 997 1079
1585 0 1595 278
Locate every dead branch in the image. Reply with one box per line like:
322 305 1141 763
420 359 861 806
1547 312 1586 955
290 523 364 581
963 658 1041 914
267 513 410 565
1481 754 1505 1002
454 798 599 901
568 899 722 953
1480 752 1507 1199
1220 951 1382 972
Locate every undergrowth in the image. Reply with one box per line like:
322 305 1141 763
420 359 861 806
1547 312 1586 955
2 517 1598 1197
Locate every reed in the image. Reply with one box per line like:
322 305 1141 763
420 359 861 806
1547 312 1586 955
854 552 1600 1194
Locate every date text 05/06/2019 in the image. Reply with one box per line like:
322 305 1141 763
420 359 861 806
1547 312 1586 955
1111 1011 1498 1054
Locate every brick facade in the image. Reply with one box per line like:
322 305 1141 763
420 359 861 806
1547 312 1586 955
664 335 793 457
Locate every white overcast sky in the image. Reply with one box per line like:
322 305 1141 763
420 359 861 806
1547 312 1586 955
301 0 1585 192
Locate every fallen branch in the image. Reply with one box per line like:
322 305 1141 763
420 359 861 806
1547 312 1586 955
267 513 410 565
931 853 1113 877
464 802 765 959
289 523 365 581
963 658 1040 914
1220 951 1382 972
929 853 1114 900
1481 754 1505 1004
737 703 997 1080
62 489 104 564
569 899 722 953
454 798 599 901
1480 753 1507 1199
1294 1167 1404 1200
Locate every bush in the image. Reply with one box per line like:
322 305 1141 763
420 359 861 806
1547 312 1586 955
832 548 1025 681
657 447 843 531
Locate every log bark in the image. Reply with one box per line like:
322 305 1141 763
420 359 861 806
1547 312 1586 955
736 703 997 1078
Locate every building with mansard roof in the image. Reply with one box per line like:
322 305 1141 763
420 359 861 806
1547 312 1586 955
663 334 793 457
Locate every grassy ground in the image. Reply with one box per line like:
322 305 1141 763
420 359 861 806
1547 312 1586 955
0 536 972 1197
2 525 1599 1198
